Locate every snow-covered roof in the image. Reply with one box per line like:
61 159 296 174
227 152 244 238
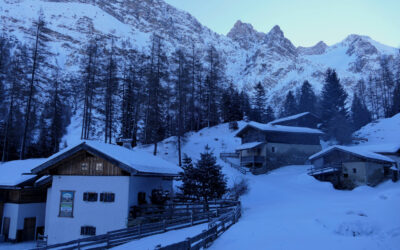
236 121 324 137
355 143 400 154
236 142 264 151
31 141 181 176
269 112 311 125
0 158 46 187
309 145 395 163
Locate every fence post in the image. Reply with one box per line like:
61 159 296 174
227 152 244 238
190 212 193 226
163 219 166 232
106 232 110 248
185 237 191 250
139 223 142 238
77 240 81 250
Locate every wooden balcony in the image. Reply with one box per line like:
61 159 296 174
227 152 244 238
240 156 265 164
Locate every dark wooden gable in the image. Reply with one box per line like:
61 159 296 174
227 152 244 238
41 150 130 176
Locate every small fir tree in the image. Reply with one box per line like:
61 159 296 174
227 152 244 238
179 146 227 204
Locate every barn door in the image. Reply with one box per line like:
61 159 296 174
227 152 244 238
23 217 36 241
2 217 10 240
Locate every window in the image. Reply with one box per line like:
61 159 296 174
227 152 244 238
81 226 96 236
83 192 98 202
100 192 115 202
81 163 89 171
271 147 275 153
353 168 357 173
343 173 349 178
59 191 75 217
95 163 103 172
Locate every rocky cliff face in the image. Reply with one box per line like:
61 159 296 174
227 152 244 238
0 0 397 107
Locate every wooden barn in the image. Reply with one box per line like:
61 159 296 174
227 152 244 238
0 159 48 242
308 145 396 189
30 141 180 245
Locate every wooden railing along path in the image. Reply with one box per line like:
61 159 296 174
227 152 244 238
34 201 240 250
220 152 248 175
155 202 241 250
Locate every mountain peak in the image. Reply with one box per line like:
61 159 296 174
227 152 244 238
227 20 265 49
268 25 284 38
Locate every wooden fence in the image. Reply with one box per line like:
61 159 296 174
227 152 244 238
155 203 241 250
220 153 248 175
34 201 240 250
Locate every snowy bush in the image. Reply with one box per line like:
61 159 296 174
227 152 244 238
229 177 250 200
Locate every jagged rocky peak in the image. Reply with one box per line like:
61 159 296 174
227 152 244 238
343 34 378 56
264 25 297 56
227 20 265 49
297 41 328 55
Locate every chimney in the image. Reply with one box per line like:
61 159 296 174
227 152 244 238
117 138 133 150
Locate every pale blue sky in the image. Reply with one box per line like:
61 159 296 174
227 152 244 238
164 0 400 47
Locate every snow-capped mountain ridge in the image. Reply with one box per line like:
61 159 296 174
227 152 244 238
0 0 398 107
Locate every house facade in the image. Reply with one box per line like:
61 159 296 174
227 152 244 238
308 145 396 189
235 121 323 173
31 141 180 245
0 159 48 242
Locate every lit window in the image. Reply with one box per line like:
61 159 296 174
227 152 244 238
81 226 96 236
96 163 103 172
81 163 89 171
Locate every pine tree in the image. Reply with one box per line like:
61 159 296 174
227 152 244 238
265 106 275 123
351 93 371 131
391 80 400 116
20 12 51 159
179 146 227 204
179 154 197 199
252 82 266 122
280 90 298 117
320 68 352 143
298 80 316 113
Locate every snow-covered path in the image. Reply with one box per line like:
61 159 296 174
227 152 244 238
211 165 400 250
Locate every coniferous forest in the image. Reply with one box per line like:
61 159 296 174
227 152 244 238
0 14 399 162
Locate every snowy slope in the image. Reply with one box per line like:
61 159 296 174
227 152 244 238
1 0 398 109
210 166 400 250
353 113 400 145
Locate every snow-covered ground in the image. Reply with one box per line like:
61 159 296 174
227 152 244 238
0 241 36 250
114 223 207 250
211 166 400 250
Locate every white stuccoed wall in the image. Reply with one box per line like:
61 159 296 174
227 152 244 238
45 176 131 244
1 202 46 240
45 175 174 245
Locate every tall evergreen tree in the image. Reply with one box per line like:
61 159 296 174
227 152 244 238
280 91 298 117
20 12 52 159
265 106 275 123
298 80 316 113
320 68 352 143
391 80 400 116
351 93 371 131
252 82 266 122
